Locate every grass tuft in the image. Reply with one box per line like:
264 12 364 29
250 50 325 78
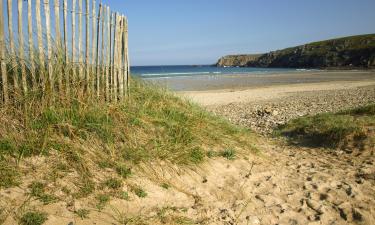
28 182 57 205
96 194 110 210
276 104 375 148
115 164 132 178
74 209 90 219
0 161 19 188
219 149 236 160
19 211 48 225
104 178 123 190
133 187 147 198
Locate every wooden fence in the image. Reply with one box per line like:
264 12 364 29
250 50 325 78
0 0 129 104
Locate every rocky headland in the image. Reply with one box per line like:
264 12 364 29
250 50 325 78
216 34 375 69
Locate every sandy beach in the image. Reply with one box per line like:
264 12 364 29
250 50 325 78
149 70 375 91
180 79 375 106
174 71 375 224
178 71 375 134
1 71 374 225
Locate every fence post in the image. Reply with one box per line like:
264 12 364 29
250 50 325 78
63 0 69 94
0 0 8 104
18 0 27 94
109 12 114 101
95 4 102 98
118 16 124 99
72 0 76 84
100 5 106 99
91 0 96 96
85 0 90 92
105 6 110 100
125 17 129 94
36 0 45 90
122 16 127 97
54 0 61 48
78 0 83 83
44 0 53 95
112 13 118 102
7 0 19 93
54 0 62 93
28 0 36 88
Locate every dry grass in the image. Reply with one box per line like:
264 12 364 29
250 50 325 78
0 75 258 223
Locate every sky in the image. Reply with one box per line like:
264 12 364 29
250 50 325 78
103 0 374 66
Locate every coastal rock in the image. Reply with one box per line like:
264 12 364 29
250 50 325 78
216 34 375 69
216 54 262 67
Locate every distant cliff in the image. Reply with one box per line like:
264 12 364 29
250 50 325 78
216 54 262 67
216 34 375 68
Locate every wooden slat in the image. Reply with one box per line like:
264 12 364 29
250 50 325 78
54 0 61 47
72 0 76 82
63 0 69 93
54 0 62 92
28 0 36 87
100 5 105 97
122 16 127 96
109 11 114 100
18 0 27 93
125 17 129 93
121 16 126 97
105 6 110 100
63 0 68 62
85 0 90 91
44 0 53 93
78 0 83 80
95 4 102 98
91 0 96 93
36 0 45 88
118 16 124 99
0 0 8 103
112 13 118 101
7 0 19 91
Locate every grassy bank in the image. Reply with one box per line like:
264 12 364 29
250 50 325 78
0 78 257 223
275 104 375 149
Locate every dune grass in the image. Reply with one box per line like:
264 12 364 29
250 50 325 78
0 78 257 191
275 104 375 148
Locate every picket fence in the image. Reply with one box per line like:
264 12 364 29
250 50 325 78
0 0 129 104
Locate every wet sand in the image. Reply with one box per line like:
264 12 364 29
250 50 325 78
147 70 375 91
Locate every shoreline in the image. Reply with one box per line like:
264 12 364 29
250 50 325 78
179 79 375 106
180 79 375 134
148 70 375 91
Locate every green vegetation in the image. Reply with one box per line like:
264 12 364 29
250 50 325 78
119 191 130 200
161 183 170 189
0 78 256 192
19 211 48 225
115 164 132 178
104 178 123 190
74 209 90 219
28 182 57 205
0 161 19 188
219 149 236 160
132 187 147 198
276 104 375 148
218 34 375 68
96 194 110 210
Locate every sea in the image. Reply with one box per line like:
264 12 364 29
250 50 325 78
130 65 306 78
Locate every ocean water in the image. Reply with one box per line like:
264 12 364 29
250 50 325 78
130 65 306 78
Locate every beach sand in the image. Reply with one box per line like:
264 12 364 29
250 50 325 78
174 71 375 224
149 70 375 91
2 71 374 225
179 71 375 134
180 79 375 106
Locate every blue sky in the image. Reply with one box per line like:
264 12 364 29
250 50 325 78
104 0 375 66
